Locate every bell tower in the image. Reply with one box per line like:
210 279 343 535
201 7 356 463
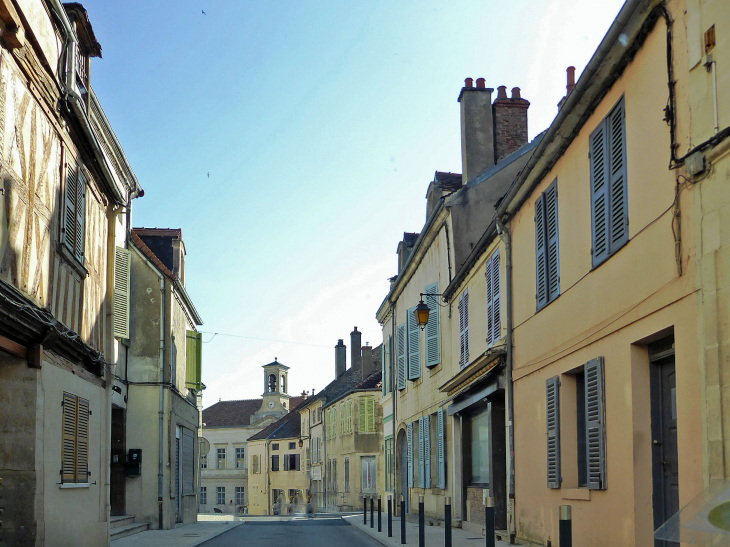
251 358 291 423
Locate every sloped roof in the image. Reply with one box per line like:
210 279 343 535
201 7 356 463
203 396 305 428
355 370 382 390
247 408 301 441
434 171 463 192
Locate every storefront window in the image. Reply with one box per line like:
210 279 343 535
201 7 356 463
470 408 489 484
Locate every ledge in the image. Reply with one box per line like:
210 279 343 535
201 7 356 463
59 482 91 489
561 488 590 501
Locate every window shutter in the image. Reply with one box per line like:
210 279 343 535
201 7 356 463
590 120 610 267
424 282 440 367
295 454 300 471
458 291 469 367
407 306 421 380
62 392 77 482
486 251 501 345
63 165 77 253
382 343 387 395
348 400 353 433
418 418 425 488
340 403 345 435
366 396 375 432
186 331 202 389
423 414 431 488
74 170 86 261
546 376 561 489
535 193 549 309
113 247 131 339
437 408 446 489
486 254 494 346
284 454 290 471
607 101 628 253
397 324 406 390
76 397 89 482
333 406 337 438
182 427 195 494
585 357 607 490
407 422 414 488
545 180 560 302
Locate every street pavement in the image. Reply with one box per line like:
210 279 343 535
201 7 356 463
201 517 383 546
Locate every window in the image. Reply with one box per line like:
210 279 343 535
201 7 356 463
61 392 90 483
271 455 280 471
384 437 394 491
112 246 131 339
359 396 376 433
200 486 207 505
418 415 431 488
344 457 350 492
362 456 376 493
236 447 245 469
217 448 226 469
458 290 469 367
485 250 502 345
424 282 440 367
333 458 338 492
272 443 279 450
186 331 202 390
535 180 560 310
61 164 86 264
470 408 489 485
382 335 393 394
288 442 295 450
201 453 208 469
407 305 421 380
235 486 245 505
284 454 300 471
590 98 628 268
252 454 260 474
216 486 225 505
397 324 406 390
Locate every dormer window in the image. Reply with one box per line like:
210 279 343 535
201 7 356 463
74 41 89 104
62 3 102 108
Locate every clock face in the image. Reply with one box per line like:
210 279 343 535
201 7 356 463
268 401 275 409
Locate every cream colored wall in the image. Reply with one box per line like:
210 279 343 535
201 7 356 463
268 439 309 511
247 440 268 515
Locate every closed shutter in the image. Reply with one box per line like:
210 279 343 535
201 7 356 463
182 427 195 494
333 406 337 438
458 291 469 367
75 170 86 261
359 398 366 433
590 120 609 267
348 400 353 433
437 408 446 489
340 403 345 435
63 165 77 253
535 192 548 309
486 251 501 346
284 454 290 471
546 376 561 489
407 306 421 380
62 392 77 482
382 343 387 395
418 418 425 488
76 397 89 482
607 102 628 253
367 396 375 432
424 282 440 367
186 331 202 389
585 357 607 490
113 247 131 339
397 324 406 390
423 414 431 489
296 454 300 471
407 422 414 488
545 180 560 302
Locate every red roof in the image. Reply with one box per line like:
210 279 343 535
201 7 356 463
203 396 306 428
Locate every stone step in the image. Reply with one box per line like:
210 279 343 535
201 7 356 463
110 522 149 541
110 515 135 529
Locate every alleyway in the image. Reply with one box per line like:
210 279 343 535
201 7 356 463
202 519 382 546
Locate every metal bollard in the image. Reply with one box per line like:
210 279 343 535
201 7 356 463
378 495 382 532
445 496 452 547
401 495 407 545
419 494 425 547
388 495 393 537
371 495 375 528
485 496 495 547
559 505 572 547
364 495 367 524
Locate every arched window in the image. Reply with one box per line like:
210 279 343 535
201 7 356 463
268 374 277 393
281 375 286 393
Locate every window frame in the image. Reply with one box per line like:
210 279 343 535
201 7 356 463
216 447 226 469
235 447 245 469
61 392 90 484
216 486 225 505
361 456 377 493
235 486 245 506
200 486 207 505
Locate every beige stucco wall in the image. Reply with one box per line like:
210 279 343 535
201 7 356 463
247 440 268 514
246 438 308 515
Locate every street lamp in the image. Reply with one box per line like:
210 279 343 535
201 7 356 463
414 293 448 330
298 437 304 448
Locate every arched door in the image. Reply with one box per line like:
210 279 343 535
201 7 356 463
396 428 409 514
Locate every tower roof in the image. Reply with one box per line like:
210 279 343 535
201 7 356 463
262 358 289 370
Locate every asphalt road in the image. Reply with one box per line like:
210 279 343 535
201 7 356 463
201 518 383 546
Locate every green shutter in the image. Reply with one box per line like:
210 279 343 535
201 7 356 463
359 398 366 433
366 397 375 432
186 331 202 389
585 357 607 490
423 414 431 488
407 422 414 488
397 324 406 390
113 247 131 339
546 376 561 489
436 409 446 489
424 282 440 367
407 306 421 380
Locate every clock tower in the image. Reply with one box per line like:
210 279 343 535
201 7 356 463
250 358 291 424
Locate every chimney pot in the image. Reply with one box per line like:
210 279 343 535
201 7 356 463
476 77 486 89
567 66 576 95
465 77 473 88
511 87 521 99
497 86 508 99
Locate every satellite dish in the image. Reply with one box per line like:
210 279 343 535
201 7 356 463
199 437 210 455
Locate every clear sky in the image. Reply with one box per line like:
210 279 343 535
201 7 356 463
84 0 625 407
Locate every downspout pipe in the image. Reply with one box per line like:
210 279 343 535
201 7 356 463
158 277 166 528
495 218 515 543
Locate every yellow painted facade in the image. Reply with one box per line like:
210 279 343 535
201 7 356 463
247 436 309 515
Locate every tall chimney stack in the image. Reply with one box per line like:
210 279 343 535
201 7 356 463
350 327 362 371
492 86 530 163
335 339 347 378
362 345 374 381
458 77 494 184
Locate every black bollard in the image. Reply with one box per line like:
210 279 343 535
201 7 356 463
378 495 382 532
559 505 572 547
371 495 375 528
401 495 406 545
388 496 393 538
419 494 425 547
485 496 495 547
364 495 367 524
445 496 452 547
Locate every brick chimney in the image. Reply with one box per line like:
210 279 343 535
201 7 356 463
350 327 362 371
458 77 495 184
335 339 346 378
492 86 530 163
558 66 576 111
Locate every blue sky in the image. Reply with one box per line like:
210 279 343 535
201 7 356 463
85 0 625 406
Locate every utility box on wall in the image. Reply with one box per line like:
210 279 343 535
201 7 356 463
124 449 142 476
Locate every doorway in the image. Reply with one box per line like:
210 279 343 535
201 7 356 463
650 337 679 547
110 406 126 516
397 429 409 514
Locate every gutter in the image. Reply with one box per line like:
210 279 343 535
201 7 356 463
173 278 203 326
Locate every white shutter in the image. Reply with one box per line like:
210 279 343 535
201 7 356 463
407 306 421 380
418 418 425 488
113 247 131 339
397 324 406 390
407 422 414 488
423 414 431 489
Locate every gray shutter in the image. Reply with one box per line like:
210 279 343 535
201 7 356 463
424 282 440 367
545 180 560 302
407 422 414 488
590 119 609 267
63 164 77 253
585 357 606 490
397 324 406 390
75 169 86 261
407 306 421 380
607 101 628 253
423 414 431 488
458 291 469 367
418 418 425 488
284 454 290 471
535 192 548 310
113 247 131 339
436 409 446 489
546 376 561 488
182 427 195 494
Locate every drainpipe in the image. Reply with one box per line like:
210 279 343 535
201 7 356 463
495 217 515 543
158 277 166 529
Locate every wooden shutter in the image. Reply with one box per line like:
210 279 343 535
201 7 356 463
437 409 446 489
75 170 86 261
423 414 431 489
418 418 425 488
284 454 290 471
358 398 366 433
458 291 469 367
407 422 414 488
546 376 561 489
545 180 560 302
585 357 607 490
348 400 353 433
76 397 89 482
397 324 406 390
182 427 195 494
62 392 77 482
382 343 387 395
590 117 609 267
607 101 628 253
340 403 345 435
366 396 375 432
407 306 421 380
113 247 131 339
63 165 78 253
535 192 548 310
424 282 440 367
486 251 501 345
186 331 202 389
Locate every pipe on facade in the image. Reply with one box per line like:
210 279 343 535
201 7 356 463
158 276 166 529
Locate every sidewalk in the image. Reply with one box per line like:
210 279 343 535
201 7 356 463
110 517 242 547
343 514 512 547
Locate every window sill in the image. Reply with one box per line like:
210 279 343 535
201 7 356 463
57 243 88 278
561 488 590 501
59 482 91 489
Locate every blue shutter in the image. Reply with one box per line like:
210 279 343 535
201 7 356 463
607 101 628 253
407 306 421 380
545 180 560 302
486 253 494 346
397 324 406 390
546 376 561 489
458 291 469 367
535 192 548 309
423 414 431 488
418 418 425 488
407 422 414 488
590 117 609 267
424 282 440 367
436 409 446 489
585 357 606 490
